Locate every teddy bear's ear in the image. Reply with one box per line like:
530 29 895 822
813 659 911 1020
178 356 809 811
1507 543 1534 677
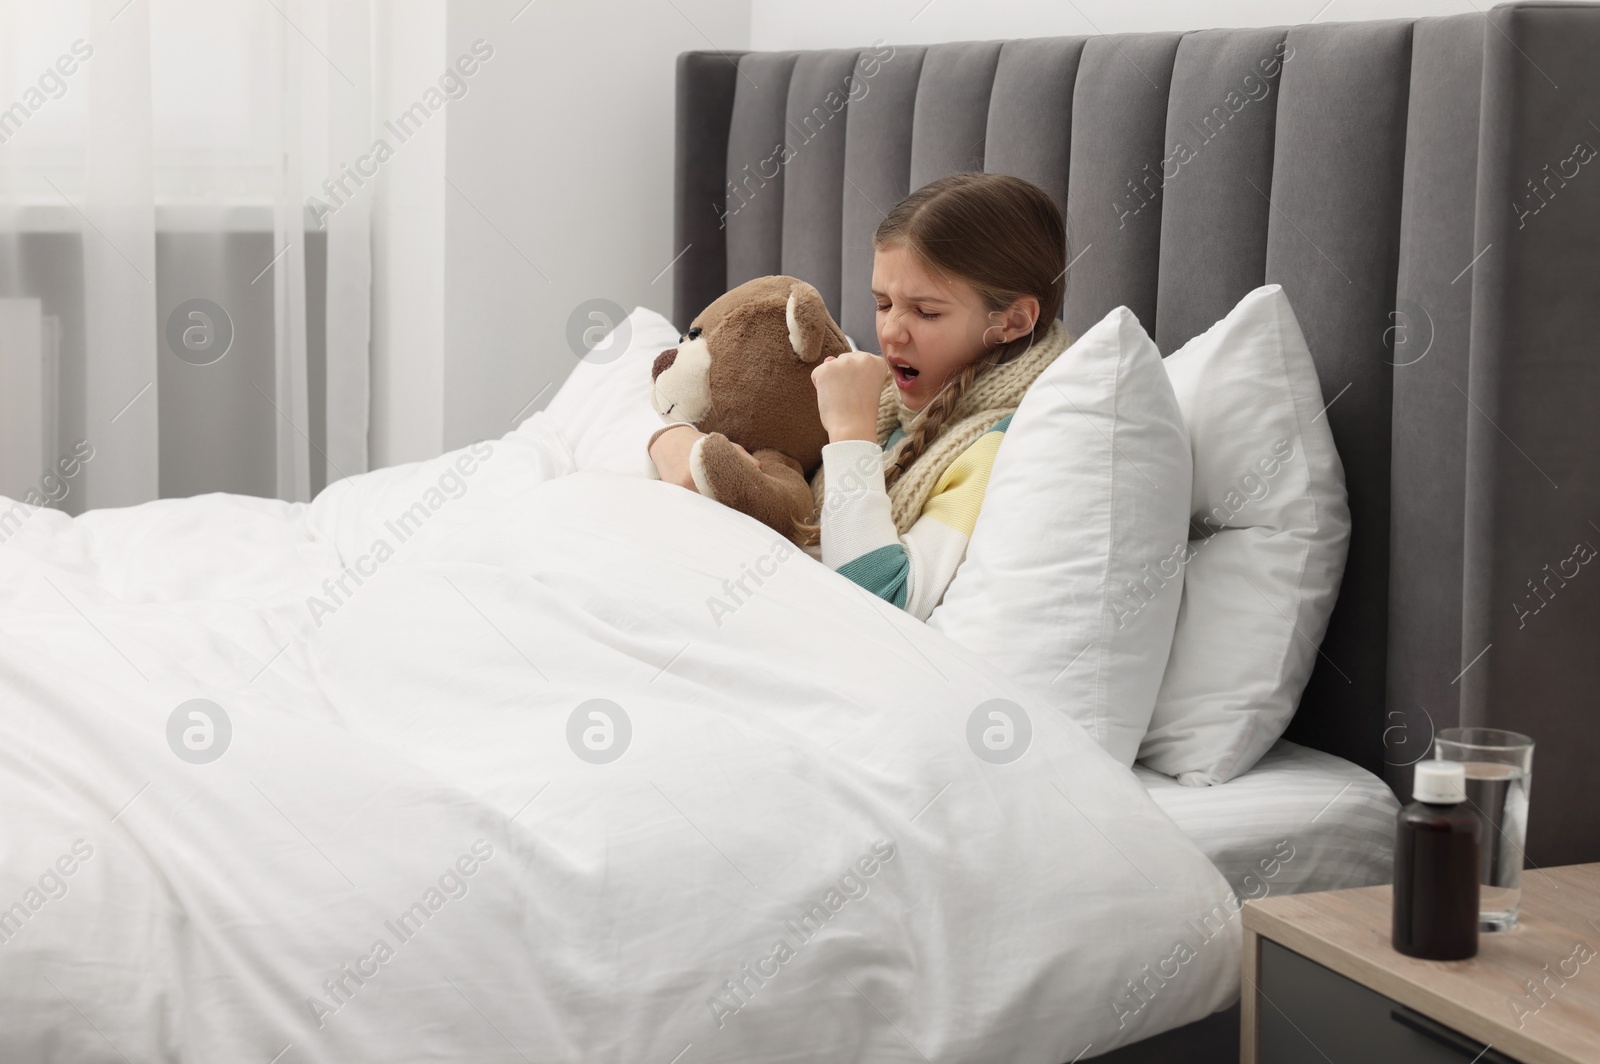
785 281 847 363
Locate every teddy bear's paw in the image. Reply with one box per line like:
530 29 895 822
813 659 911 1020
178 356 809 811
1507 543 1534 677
693 434 816 540
691 432 764 504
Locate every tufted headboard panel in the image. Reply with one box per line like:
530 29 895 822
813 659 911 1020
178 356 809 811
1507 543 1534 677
673 3 1600 866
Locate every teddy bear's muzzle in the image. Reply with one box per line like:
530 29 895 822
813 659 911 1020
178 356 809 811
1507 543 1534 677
651 349 677 380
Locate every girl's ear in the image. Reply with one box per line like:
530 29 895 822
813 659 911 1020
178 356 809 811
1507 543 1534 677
989 296 1041 343
785 280 845 363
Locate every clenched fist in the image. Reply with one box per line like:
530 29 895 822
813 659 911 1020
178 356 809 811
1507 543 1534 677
811 349 887 444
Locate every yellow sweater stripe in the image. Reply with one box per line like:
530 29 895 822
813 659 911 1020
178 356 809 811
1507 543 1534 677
920 423 1007 539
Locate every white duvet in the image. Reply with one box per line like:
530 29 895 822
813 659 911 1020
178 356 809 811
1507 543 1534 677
0 412 1241 1063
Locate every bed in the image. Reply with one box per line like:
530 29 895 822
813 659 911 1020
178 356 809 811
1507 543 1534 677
3 3 1597 1063
671 2 1600 1059
1137 740 1397 902
4 420 1250 1064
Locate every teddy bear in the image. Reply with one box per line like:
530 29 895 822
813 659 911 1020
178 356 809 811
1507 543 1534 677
647 275 851 543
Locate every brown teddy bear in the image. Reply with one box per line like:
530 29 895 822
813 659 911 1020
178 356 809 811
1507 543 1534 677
647 275 851 542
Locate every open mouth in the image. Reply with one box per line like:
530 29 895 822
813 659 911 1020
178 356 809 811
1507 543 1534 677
889 360 920 385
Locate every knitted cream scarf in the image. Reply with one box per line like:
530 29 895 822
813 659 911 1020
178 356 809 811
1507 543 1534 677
809 317 1073 535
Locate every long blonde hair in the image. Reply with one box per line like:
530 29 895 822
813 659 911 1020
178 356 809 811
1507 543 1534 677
793 171 1066 546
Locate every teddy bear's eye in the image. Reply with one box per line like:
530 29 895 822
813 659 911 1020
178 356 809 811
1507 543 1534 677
687 326 702 341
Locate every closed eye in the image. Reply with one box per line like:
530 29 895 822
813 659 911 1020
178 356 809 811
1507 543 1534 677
876 303 938 320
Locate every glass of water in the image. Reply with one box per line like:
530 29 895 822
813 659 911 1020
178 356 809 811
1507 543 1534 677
1430 727 1535 932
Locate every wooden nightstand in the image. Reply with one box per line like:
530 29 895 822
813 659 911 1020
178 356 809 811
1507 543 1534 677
1241 863 1600 1063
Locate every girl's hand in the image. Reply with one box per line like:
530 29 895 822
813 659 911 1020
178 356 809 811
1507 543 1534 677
648 423 704 492
651 426 762 492
811 350 886 443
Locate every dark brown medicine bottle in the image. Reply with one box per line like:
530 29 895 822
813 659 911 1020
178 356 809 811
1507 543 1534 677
1392 760 1479 960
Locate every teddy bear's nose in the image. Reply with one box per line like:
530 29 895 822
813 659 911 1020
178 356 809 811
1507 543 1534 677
651 349 677 380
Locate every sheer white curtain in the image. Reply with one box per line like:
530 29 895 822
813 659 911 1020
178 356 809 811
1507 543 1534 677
0 0 374 511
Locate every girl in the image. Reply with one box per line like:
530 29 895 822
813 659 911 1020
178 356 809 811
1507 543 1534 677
652 171 1073 620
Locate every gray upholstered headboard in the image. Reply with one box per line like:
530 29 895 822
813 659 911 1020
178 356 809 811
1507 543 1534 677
673 2 1600 867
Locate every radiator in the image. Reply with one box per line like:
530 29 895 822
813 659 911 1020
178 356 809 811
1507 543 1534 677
0 297 60 501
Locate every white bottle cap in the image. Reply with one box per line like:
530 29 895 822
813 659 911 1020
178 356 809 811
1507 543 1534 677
1414 760 1467 804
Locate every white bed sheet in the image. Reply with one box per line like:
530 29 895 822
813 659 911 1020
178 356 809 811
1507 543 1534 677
0 409 1245 1064
1135 739 1399 902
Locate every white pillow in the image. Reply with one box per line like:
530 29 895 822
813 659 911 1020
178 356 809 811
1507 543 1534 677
928 307 1193 767
537 305 683 477
1138 284 1350 785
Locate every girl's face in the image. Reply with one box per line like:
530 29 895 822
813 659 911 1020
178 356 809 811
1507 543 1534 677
871 243 1035 412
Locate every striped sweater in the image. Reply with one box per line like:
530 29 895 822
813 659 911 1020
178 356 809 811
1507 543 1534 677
806 414 1012 621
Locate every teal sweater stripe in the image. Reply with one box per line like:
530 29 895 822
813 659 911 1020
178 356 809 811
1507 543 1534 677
836 543 910 608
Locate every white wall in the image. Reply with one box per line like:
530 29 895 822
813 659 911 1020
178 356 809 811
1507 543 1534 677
443 0 749 451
